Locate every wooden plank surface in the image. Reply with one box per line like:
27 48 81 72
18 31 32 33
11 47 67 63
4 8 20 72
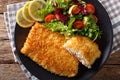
0 0 120 80
0 0 27 13
93 65 120 80
0 64 27 80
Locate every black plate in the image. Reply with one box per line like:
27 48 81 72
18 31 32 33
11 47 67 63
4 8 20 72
14 0 113 80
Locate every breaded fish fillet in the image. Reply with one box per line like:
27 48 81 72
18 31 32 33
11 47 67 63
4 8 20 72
21 22 79 77
63 36 101 68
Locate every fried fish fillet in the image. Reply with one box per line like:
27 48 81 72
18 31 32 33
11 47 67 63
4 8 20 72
63 36 101 68
21 22 79 77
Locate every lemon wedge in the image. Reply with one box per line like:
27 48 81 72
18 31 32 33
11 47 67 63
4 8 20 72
16 8 34 28
22 1 35 22
28 0 46 21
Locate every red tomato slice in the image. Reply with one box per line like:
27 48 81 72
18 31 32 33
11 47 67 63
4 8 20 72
45 14 56 23
72 5 81 14
86 3 95 14
73 20 84 29
92 15 98 23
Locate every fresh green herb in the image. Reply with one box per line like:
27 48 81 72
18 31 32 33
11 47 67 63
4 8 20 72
42 20 68 32
68 17 76 28
56 0 69 10
82 15 102 41
73 13 83 20
37 0 55 21
42 19 77 36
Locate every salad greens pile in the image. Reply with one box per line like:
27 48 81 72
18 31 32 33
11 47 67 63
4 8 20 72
38 0 102 41
37 0 55 21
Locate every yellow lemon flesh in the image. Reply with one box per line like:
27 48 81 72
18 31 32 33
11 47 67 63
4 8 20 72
16 8 34 28
22 1 35 22
28 0 46 21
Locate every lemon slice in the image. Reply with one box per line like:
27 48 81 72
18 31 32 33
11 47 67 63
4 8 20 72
16 8 34 28
22 1 35 22
28 0 46 21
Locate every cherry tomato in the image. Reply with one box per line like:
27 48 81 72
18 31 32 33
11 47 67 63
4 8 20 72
72 5 81 14
73 20 84 29
45 14 56 23
86 3 95 14
92 15 98 23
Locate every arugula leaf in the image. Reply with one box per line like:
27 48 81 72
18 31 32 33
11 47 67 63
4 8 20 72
56 0 69 10
82 15 102 41
42 20 68 32
68 17 75 29
73 13 83 20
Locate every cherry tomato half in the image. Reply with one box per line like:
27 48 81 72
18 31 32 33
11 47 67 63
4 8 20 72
86 3 95 14
73 20 84 29
72 5 81 14
45 14 56 23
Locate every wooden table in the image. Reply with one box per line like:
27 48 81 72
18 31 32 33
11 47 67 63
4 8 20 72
0 0 120 80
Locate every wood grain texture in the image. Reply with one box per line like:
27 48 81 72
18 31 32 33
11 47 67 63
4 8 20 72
0 0 120 80
106 51 120 65
0 15 6 29
91 50 120 80
92 65 120 80
0 64 27 80
0 0 27 13
0 14 14 64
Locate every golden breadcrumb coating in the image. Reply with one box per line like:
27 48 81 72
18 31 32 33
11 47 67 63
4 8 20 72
21 22 79 77
63 36 101 68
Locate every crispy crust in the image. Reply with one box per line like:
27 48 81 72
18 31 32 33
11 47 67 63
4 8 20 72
21 22 79 77
63 36 101 68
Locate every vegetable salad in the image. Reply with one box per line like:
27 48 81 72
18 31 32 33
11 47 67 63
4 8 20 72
38 0 102 41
